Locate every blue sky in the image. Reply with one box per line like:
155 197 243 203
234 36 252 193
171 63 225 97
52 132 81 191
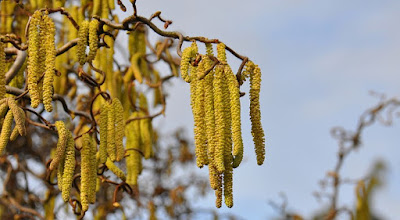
121 1 400 219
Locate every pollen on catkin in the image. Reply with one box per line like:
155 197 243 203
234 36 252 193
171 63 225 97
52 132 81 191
27 11 42 108
180 42 198 83
98 103 108 164
77 20 89 66
49 121 68 171
213 65 225 173
249 62 265 165
7 98 26 136
105 157 126 181
88 135 97 204
225 65 243 168
81 133 93 211
193 58 208 168
0 111 13 155
62 129 75 202
87 19 99 63
106 101 116 161
203 55 216 165
113 98 125 161
125 112 142 186
223 132 234 208
42 14 56 112
0 40 5 100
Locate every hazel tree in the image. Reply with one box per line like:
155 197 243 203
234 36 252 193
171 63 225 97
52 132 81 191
0 0 265 219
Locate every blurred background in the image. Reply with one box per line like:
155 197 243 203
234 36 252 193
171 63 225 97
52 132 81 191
127 0 400 219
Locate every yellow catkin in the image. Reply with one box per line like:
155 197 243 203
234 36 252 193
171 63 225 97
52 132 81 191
105 157 126 181
57 154 65 192
125 112 142 186
49 121 68 171
0 111 13 155
225 65 243 168
62 129 75 202
213 65 225 173
27 11 42 108
77 20 89 66
81 133 93 211
108 0 115 10
7 98 26 136
101 0 109 18
113 98 125 161
92 0 101 16
88 135 97 204
180 42 198 83
44 190 55 220
223 132 234 208
87 19 99 63
193 58 208 167
0 41 5 100
9 127 19 141
215 174 223 208
249 62 265 165
98 103 108 164
140 116 153 159
106 101 116 161
42 14 56 112
203 52 216 171
208 164 219 190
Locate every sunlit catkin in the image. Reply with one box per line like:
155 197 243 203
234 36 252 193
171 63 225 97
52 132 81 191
194 58 208 167
42 14 56 112
88 135 97 204
62 130 75 202
105 157 126 181
203 54 216 167
87 19 99 63
77 20 89 66
180 42 198 83
99 103 108 164
27 11 42 108
113 98 125 161
0 41 5 100
140 117 153 159
106 101 116 161
225 65 243 168
249 62 265 165
7 98 26 136
213 65 225 173
125 112 142 186
223 134 234 208
0 111 13 155
49 121 68 171
81 133 93 211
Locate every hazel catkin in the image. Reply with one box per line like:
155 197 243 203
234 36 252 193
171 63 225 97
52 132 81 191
0 111 13 155
27 11 42 108
113 98 125 161
49 121 68 171
0 40 5 100
249 62 265 165
42 14 56 112
87 19 99 63
77 20 89 66
98 103 108 164
180 42 198 83
61 129 76 202
105 157 126 181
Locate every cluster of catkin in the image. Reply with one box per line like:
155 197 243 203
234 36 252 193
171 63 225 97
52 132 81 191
180 42 265 208
125 93 154 186
0 98 26 154
49 121 75 203
99 98 125 163
77 19 100 66
27 11 56 112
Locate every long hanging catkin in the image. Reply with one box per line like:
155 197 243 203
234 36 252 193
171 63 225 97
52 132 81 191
61 129 75 202
27 11 42 108
42 14 56 112
113 98 125 161
0 40 5 100
49 121 68 171
98 103 108 164
77 20 89 66
0 111 13 154
249 62 265 165
87 19 99 63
